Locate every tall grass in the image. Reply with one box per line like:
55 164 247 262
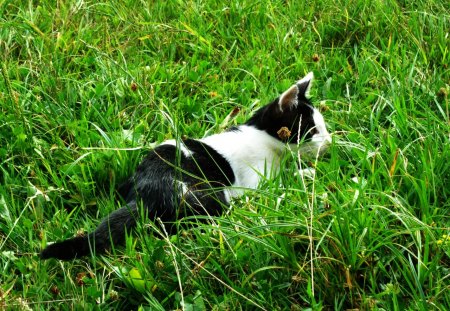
0 0 449 309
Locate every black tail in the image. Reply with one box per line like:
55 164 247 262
40 202 138 260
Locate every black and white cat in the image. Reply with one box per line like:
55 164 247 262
40 72 331 260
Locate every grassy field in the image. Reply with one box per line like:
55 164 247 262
1 0 449 309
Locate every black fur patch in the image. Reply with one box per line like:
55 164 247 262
118 139 235 222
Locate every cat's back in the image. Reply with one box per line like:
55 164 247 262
129 138 235 195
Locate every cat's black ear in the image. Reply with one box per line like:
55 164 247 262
296 72 314 98
278 72 314 111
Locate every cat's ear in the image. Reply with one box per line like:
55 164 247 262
278 72 314 111
296 72 314 98
278 84 299 112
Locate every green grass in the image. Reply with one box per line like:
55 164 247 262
1 0 449 309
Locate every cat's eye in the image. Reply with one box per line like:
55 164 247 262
310 128 319 135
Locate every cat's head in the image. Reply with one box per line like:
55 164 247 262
246 72 331 156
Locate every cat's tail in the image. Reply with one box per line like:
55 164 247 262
40 201 138 260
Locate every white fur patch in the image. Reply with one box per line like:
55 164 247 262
175 180 190 196
201 126 286 199
162 139 194 157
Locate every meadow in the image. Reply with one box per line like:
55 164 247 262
0 0 449 309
